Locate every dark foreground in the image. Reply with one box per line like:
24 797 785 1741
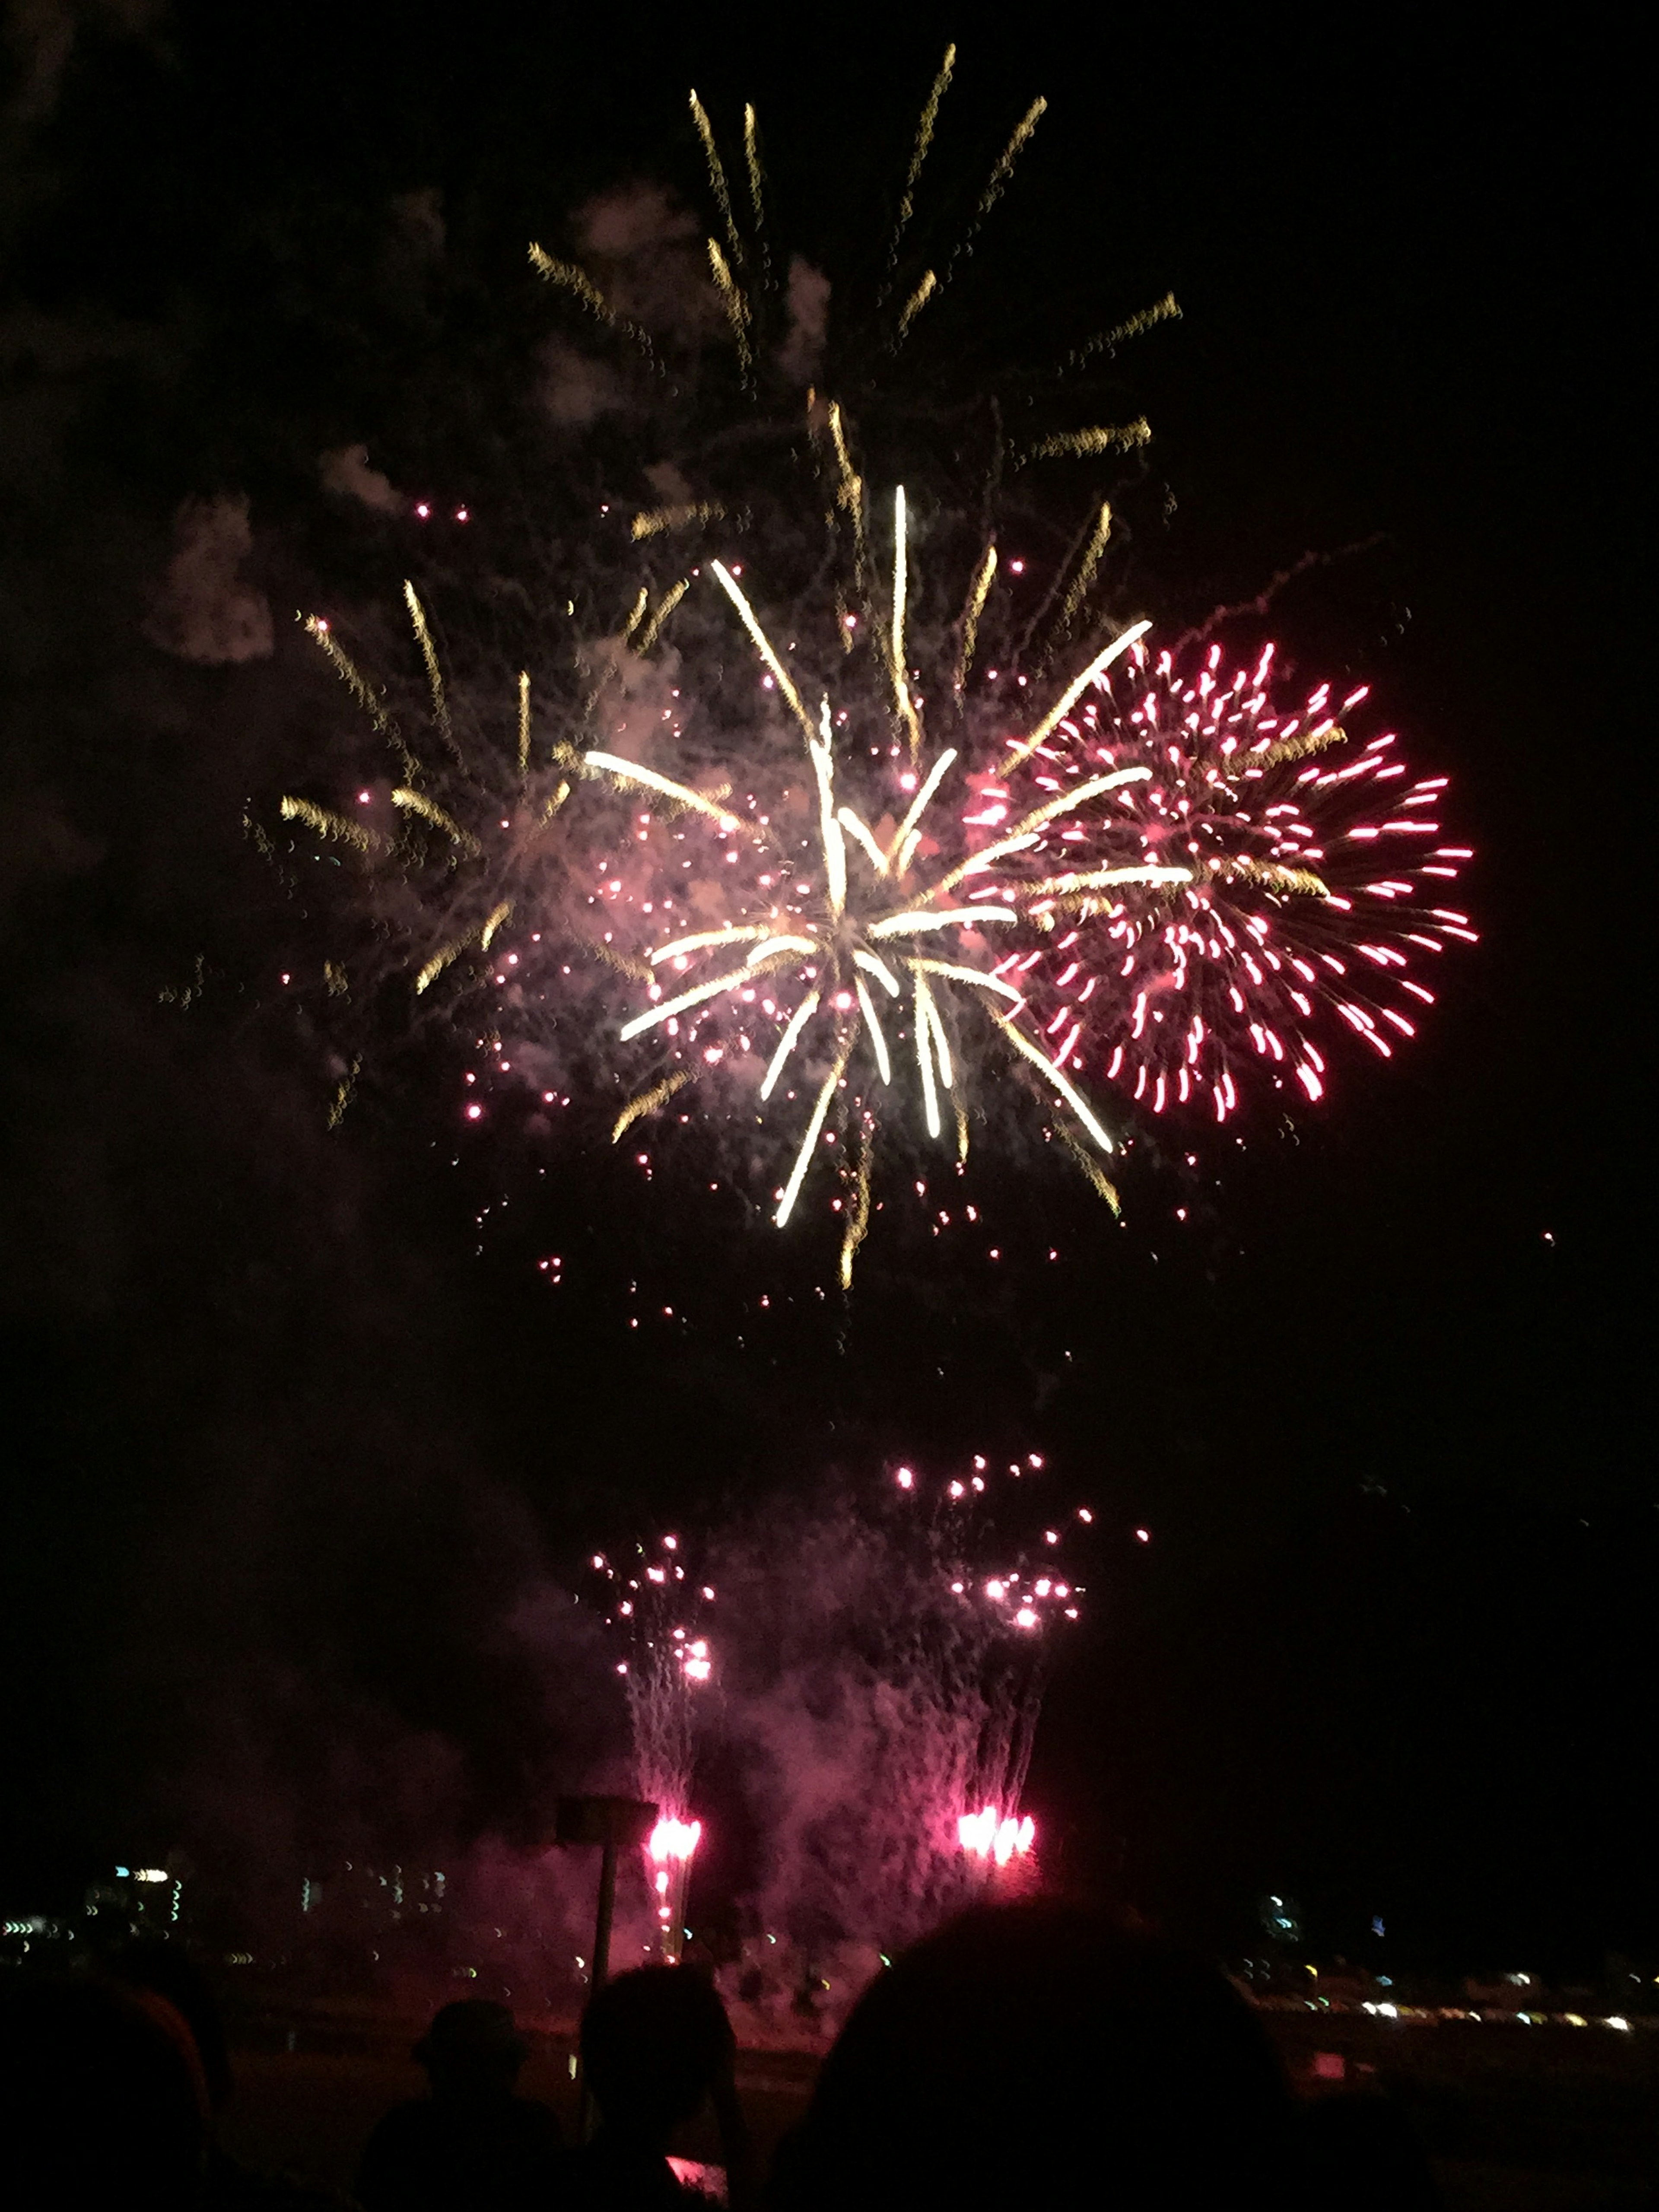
218 2014 1656 2209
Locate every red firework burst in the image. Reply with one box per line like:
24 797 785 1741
971 639 1476 1122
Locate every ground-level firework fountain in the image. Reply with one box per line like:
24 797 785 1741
647 1815 701 1965
958 1804 1036 1870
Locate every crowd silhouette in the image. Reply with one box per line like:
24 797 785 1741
0 1903 1446 2207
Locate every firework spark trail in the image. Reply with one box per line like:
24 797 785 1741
980 638 1475 1118
1052 502 1113 645
742 103 769 284
591 1535 716 1830
690 89 744 268
886 44 957 278
403 582 452 751
955 543 998 691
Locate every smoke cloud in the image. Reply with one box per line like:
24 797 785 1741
319 443 406 516
144 494 272 664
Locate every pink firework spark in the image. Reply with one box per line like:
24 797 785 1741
970 639 1475 1121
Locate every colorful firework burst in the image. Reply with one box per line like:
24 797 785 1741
270 48 1475 1267
585 505 1184 1269
972 637 1475 1120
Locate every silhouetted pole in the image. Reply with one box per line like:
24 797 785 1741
556 1796 657 2144
591 1835 619 1990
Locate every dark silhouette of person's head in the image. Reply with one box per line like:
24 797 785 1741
769 1901 1298 2207
105 1939 235 2116
580 1966 733 2145
413 2000 528 2099
0 1975 208 2208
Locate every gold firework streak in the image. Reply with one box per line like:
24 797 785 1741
327 1058 360 1130
979 96 1047 218
886 744 958 870
743 104 766 236
775 1036 852 1228
896 270 936 341
518 671 531 777
413 900 512 995
912 971 943 1137
1259 721 1348 770
620 959 775 1043
870 907 1017 938
651 925 779 963
279 795 382 852
1054 503 1112 641
1222 858 1331 897
995 1014 1116 1152
1025 863 1191 897
826 401 867 555
853 948 902 996
613 1069 693 1141
303 616 416 779
1023 421 1151 463
690 90 743 264
413 940 467 995
707 238 751 372
744 934 818 965
1065 291 1181 372
908 957 1022 1005
392 787 480 855
528 244 613 321
812 704 848 918
839 1131 873 1288
303 620 395 736
1004 622 1154 768
404 582 452 748
637 579 690 654
889 487 924 753
760 991 821 1102
837 807 890 879
929 766 1154 898
919 974 953 1088
955 543 998 690
583 752 739 831
631 503 726 541
890 44 956 264
1057 1122 1121 1213
940 95 1047 289
853 975 892 1083
709 563 816 737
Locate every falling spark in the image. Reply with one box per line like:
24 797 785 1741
403 582 452 748
889 43 957 270
1024 420 1153 464
528 243 613 322
1054 502 1113 641
613 1069 694 1141
955 542 998 690
689 90 743 266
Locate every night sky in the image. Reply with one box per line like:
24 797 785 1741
1 6 1646 1974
